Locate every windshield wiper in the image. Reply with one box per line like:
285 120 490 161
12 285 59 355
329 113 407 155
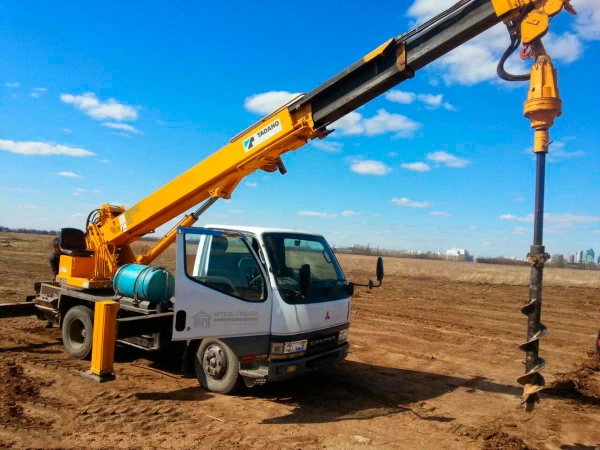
311 279 346 287
279 288 300 298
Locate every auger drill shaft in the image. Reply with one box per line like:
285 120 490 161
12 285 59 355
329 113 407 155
517 47 562 409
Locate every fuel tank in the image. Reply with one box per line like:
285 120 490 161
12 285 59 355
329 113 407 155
113 264 175 304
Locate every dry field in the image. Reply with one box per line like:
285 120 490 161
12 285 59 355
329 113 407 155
1 232 599 449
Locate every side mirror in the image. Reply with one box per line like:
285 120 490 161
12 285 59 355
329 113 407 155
299 264 311 297
376 257 384 282
344 283 355 296
350 257 384 291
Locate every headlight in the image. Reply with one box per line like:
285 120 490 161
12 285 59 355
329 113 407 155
338 329 348 342
270 340 308 359
284 340 307 354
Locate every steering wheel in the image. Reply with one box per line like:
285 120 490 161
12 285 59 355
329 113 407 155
248 273 263 291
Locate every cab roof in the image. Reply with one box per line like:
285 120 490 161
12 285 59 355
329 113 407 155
202 224 321 237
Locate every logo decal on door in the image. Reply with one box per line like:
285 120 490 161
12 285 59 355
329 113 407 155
194 311 211 328
325 311 331 320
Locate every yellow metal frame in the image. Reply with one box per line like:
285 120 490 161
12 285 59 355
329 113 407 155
491 0 576 43
90 301 120 379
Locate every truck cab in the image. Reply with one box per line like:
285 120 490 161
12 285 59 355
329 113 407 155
172 225 358 393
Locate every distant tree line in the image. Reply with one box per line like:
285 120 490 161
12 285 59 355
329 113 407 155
476 257 529 267
0 226 58 235
333 244 452 261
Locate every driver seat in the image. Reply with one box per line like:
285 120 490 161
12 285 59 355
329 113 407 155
58 228 94 257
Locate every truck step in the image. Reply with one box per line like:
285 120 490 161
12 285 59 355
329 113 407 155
239 367 268 379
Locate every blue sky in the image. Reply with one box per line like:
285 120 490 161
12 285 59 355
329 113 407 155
1 0 599 258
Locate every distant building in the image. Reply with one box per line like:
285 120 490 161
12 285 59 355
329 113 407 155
587 249 596 263
575 249 595 264
552 254 565 266
568 254 575 264
446 248 473 262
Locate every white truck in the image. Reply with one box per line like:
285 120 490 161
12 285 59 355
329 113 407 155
172 225 382 393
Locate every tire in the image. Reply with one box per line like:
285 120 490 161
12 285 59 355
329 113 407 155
62 305 94 360
194 339 243 394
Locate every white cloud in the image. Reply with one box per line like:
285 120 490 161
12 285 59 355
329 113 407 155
72 213 86 217
298 210 337 218
430 211 450 217
9 204 39 209
228 210 246 215
60 92 138 121
526 139 585 163
391 197 430 208
30 87 47 98
312 140 343 153
245 182 258 188
385 90 416 104
389 151 398 157
500 213 600 229
386 90 457 111
57 171 81 178
0 187 41 193
426 151 469 168
99 159 110 164
102 122 140 134
350 159 392 176
512 193 525 202
333 109 421 138
593 230 600 235
417 93 443 108
5 82 20 88
0 139 94 157
499 214 530 222
244 91 301 115
512 226 531 235
574 0 600 41
72 188 85 196
341 210 357 217
93 189 101 193
443 102 458 112
332 112 364 135
62 128 73 134
401 162 431 172
544 32 583 64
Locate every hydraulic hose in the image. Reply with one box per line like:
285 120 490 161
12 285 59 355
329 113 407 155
497 31 531 82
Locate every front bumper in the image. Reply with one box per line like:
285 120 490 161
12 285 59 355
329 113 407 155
267 342 349 382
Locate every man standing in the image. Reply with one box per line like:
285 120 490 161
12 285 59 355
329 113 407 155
49 237 61 278
44 237 62 328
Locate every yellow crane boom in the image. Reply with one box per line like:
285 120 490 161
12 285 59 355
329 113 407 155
57 0 572 291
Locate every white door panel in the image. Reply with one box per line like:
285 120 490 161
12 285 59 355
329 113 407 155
172 227 272 341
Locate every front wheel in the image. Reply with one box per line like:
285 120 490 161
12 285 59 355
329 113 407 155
62 305 94 359
194 339 243 394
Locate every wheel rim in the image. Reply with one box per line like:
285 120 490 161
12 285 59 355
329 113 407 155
68 318 87 350
203 344 228 381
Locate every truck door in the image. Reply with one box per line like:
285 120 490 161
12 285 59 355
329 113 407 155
172 227 272 341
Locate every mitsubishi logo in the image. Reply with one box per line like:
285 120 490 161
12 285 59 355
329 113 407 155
325 311 331 320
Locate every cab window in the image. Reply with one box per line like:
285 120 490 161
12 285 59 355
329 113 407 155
184 234 266 302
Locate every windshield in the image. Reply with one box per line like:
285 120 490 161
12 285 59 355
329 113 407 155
262 232 347 304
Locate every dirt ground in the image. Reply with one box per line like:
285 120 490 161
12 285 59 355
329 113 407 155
1 233 599 449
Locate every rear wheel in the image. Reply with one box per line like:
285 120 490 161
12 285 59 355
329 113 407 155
62 305 94 359
194 339 242 394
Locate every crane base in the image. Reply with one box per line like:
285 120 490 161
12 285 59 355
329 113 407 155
80 370 116 383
